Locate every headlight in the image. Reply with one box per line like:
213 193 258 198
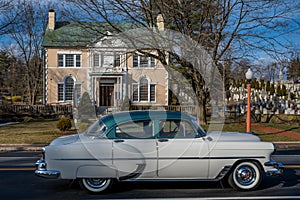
42 147 46 160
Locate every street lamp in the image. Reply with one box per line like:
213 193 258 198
245 68 253 133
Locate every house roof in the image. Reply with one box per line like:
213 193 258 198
42 21 139 47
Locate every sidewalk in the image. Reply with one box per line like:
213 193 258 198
250 123 300 150
251 124 300 140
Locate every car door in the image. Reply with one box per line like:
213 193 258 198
110 120 157 180
157 119 209 179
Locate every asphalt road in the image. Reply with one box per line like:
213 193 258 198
0 151 299 199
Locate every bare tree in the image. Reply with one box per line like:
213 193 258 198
231 59 252 81
4 0 55 104
287 56 300 82
0 47 26 97
63 0 300 123
0 0 15 35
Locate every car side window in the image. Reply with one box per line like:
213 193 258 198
114 120 153 139
159 120 197 138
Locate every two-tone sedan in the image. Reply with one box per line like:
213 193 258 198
35 111 283 193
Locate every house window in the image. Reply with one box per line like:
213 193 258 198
114 54 120 67
94 53 100 67
140 78 148 101
57 76 81 102
150 84 156 102
133 54 155 68
132 84 139 102
58 83 64 101
132 77 156 102
57 54 81 67
65 77 74 101
93 53 101 67
93 53 121 68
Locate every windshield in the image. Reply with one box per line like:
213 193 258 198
85 120 107 137
192 118 206 137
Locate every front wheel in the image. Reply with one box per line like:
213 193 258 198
228 161 262 191
79 178 114 193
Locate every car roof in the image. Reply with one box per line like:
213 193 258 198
100 110 193 129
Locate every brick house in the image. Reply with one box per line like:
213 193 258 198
43 10 169 112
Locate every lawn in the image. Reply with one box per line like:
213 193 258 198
0 119 76 144
0 119 299 144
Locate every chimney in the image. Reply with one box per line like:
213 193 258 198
156 13 164 31
48 9 56 30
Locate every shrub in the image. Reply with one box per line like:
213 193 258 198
77 92 96 117
56 117 72 131
12 96 22 102
121 96 132 111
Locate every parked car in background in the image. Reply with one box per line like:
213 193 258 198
35 111 283 193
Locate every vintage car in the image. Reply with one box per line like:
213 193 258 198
35 111 283 193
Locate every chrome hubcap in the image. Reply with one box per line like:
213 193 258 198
85 178 107 189
236 166 256 186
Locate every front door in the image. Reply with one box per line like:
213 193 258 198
111 119 157 179
99 84 114 106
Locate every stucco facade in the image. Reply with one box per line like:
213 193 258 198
45 48 89 104
43 10 168 110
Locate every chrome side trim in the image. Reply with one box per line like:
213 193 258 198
119 164 145 181
215 165 232 180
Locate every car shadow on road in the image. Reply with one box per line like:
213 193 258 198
112 180 226 192
260 168 300 189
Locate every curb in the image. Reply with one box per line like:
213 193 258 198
0 144 46 152
275 142 300 151
0 142 300 152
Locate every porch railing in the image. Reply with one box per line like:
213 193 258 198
1 103 199 118
0 103 73 116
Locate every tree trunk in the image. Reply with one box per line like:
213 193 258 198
192 71 208 125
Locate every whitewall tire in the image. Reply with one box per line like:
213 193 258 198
79 178 113 193
229 161 262 191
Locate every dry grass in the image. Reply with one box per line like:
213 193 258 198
0 119 76 144
0 118 298 144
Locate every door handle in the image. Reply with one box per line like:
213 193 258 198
158 139 169 142
114 139 124 143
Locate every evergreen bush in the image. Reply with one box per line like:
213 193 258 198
56 117 72 131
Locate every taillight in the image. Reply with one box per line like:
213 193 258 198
272 143 276 154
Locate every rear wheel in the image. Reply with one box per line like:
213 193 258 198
228 161 262 191
79 178 114 193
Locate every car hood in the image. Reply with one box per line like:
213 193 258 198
207 131 261 142
49 134 80 146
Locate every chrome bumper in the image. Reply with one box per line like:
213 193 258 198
264 160 284 176
35 159 60 179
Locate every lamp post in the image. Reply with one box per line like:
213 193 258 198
245 68 253 133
